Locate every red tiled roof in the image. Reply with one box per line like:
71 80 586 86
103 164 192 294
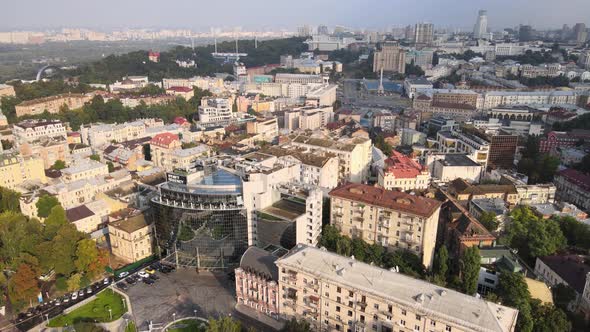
167 86 193 93
558 168 590 192
148 51 160 57
150 132 179 148
173 117 189 125
329 183 441 218
383 150 425 179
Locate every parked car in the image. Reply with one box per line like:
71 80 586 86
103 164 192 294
142 278 155 285
78 290 85 297
103 277 111 285
86 287 93 294
138 271 149 278
126 277 137 285
145 268 156 274
116 282 129 290
62 297 70 304
118 272 129 279
148 274 159 280
71 292 78 301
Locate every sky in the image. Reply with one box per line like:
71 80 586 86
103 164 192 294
1 0 589 31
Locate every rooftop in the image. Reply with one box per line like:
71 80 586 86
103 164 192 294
329 183 441 218
557 168 590 192
239 246 279 281
109 213 150 234
383 150 425 179
277 245 518 332
438 154 481 167
66 204 95 222
539 255 590 294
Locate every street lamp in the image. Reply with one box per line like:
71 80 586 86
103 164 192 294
108 308 112 321
172 312 176 322
193 309 197 317
45 314 49 324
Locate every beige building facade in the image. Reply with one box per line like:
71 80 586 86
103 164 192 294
108 213 154 263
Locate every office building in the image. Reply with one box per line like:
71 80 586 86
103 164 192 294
284 106 334 132
487 130 518 170
198 98 233 127
373 42 406 74
378 151 430 191
519 25 534 42
413 23 434 45
329 183 441 268
246 118 279 142
317 25 329 35
473 10 488 39
275 73 325 84
108 212 155 263
573 23 588 45
276 245 519 332
431 154 483 184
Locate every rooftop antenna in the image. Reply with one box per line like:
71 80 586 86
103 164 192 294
214 28 218 54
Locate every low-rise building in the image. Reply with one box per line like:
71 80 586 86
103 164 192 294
432 154 483 184
329 183 441 268
447 178 519 206
554 168 590 212
0 84 16 98
108 212 154 263
13 119 67 144
165 86 194 100
0 153 47 189
276 244 519 332
15 93 92 117
246 118 279 142
378 151 430 191
66 204 102 233
61 159 109 183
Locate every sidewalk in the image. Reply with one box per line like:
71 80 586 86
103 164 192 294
234 304 284 331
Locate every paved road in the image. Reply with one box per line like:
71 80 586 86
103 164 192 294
123 269 236 331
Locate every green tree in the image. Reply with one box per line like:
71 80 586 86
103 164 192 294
319 225 340 251
459 246 480 295
75 239 99 274
552 284 577 311
51 224 84 276
36 194 60 218
142 144 151 161
89 154 101 162
0 212 43 269
478 211 499 232
51 160 67 170
206 316 242 332
336 237 352 256
107 161 115 173
44 205 68 240
67 273 82 291
530 300 571 332
0 187 21 213
433 245 449 282
497 271 534 332
281 318 312 332
555 216 590 249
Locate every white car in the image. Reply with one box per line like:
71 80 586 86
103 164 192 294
71 292 78 301
118 272 129 279
138 271 149 278
103 277 110 285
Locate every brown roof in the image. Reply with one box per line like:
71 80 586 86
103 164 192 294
449 178 517 196
329 183 441 218
109 213 150 234
539 255 590 294
66 205 95 222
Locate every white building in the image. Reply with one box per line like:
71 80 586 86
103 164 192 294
197 98 233 126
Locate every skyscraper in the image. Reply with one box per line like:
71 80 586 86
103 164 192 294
317 25 329 35
573 23 588 45
413 23 433 45
373 42 406 74
473 10 488 39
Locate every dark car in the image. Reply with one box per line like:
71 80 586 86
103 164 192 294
116 282 129 290
148 274 159 280
126 277 137 285
142 278 155 285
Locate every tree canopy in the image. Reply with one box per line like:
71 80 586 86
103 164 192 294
36 194 60 218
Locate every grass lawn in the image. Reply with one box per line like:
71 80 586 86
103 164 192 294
48 289 127 327
125 320 137 332
166 319 208 332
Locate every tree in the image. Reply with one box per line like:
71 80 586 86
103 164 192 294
504 206 566 262
206 316 242 332
142 144 151 161
51 160 67 170
7 264 40 310
0 212 43 269
281 318 312 332
555 216 590 249
0 186 21 213
479 211 499 232
75 239 100 275
107 161 115 173
497 271 534 332
89 154 101 162
44 205 68 240
459 246 480 295
67 273 82 291
552 284 577 312
51 224 84 276
336 237 352 256
36 194 60 218
530 300 571 332
433 245 449 282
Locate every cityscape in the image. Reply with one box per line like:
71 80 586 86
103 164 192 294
1 2 590 332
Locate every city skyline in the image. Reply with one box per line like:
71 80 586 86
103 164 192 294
1 0 589 31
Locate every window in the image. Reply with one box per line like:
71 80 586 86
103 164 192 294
414 325 420 331
401 309 406 316
416 315 421 321
374 304 379 310
400 320 406 326
349 291 354 297
348 310 353 317
430 321 436 327
337 287 342 293
446 326 452 332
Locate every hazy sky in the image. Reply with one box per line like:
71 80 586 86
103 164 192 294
1 0 589 30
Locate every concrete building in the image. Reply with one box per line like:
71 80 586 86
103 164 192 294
246 118 279 142
487 131 518 170
482 91 578 109
0 84 16 99
13 119 67 144
539 130 590 154
0 153 47 189
15 94 92 117
165 86 194 100
149 132 182 169
373 42 406 74
289 134 372 183
276 245 518 332
515 184 556 205
330 183 441 268
61 159 109 183
284 106 334 132
403 77 433 99
436 129 490 170
378 151 430 191
432 154 484 184
66 204 103 234
554 168 590 212
198 98 233 127
235 247 280 319
400 128 426 146
473 10 488 39
80 118 164 148
275 73 325 84
413 23 434 45
108 212 154 263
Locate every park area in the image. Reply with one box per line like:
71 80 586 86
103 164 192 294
47 289 127 327
166 318 208 332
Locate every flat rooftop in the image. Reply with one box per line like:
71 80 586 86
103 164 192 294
439 154 481 167
261 199 306 221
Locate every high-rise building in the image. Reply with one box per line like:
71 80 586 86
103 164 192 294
317 25 329 35
413 23 434 45
573 23 588 44
519 25 534 42
373 42 406 74
297 25 312 37
473 10 488 39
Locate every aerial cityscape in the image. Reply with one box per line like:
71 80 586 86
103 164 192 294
1 1 590 332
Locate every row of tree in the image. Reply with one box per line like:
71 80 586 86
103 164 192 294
517 136 560 184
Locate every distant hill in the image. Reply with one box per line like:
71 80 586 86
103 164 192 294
67 37 307 84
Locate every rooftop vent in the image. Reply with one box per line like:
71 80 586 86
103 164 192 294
439 289 447 297
415 293 425 303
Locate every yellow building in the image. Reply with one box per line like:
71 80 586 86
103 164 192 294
0 153 47 189
108 213 154 263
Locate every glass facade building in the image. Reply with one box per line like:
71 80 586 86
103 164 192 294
151 166 249 269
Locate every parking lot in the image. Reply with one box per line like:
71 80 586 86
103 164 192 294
121 267 236 331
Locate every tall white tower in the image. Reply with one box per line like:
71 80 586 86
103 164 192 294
473 10 488 39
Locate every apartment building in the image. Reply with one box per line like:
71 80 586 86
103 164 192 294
378 151 430 191
246 118 279 142
515 184 556 205
81 119 164 147
18 137 70 169
373 42 406 74
108 213 154 263
61 159 109 182
276 245 518 332
15 93 92 117
149 132 181 168
289 134 372 184
436 130 490 169
198 98 233 127
0 153 47 189
275 73 326 84
431 154 484 184
13 119 67 144
482 91 578 109
487 131 518 170
305 84 338 107
539 130 590 153
554 168 590 212
285 106 334 132
329 183 441 268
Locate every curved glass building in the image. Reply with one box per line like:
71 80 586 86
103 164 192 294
151 164 249 269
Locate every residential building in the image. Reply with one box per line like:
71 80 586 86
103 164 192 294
15 93 92 117
487 130 518 170
275 73 325 84
61 159 109 182
284 106 334 132
276 244 518 332
482 91 578 109
149 132 182 169
447 178 519 206
373 42 406 74
535 255 590 315
413 23 434 45
289 134 372 183
110 76 149 93
436 129 490 169
554 168 590 212
378 151 430 191
165 86 194 100
246 118 279 142
515 184 556 205
80 118 165 148
329 183 441 268
18 137 70 169
539 130 590 153
108 212 154 263
0 153 47 189
403 77 433 99
400 128 426 146
66 204 102 233
12 119 67 144
0 84 16 98
198 98 234 127
235 247 280 319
